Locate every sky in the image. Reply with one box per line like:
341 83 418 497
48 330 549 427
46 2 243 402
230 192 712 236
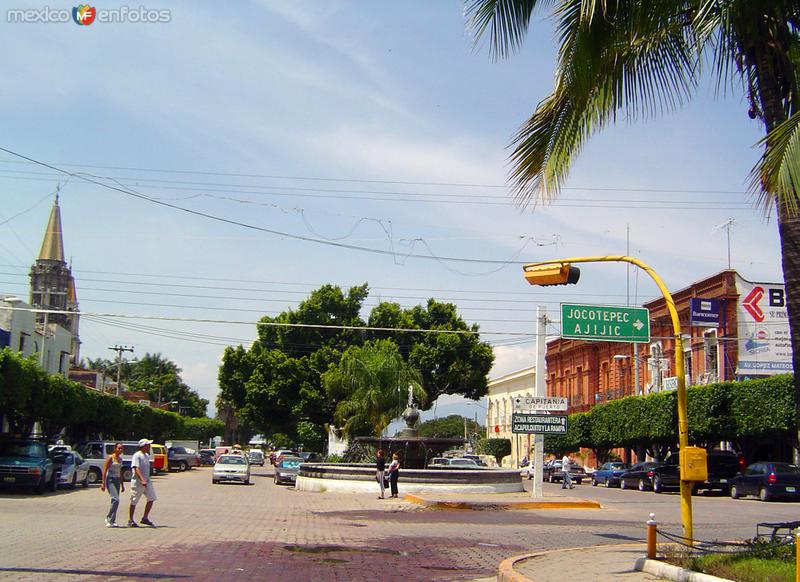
0 2 784 427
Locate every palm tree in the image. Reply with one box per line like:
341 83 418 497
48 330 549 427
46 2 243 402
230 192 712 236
323 339 426 438
467 0 800 456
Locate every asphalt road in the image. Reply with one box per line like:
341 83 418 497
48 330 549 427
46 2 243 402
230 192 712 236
0 465 796 581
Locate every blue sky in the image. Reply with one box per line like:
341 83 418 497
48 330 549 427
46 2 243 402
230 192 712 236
0 2 784 425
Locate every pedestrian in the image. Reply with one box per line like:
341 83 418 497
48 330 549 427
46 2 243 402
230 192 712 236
128 438 157 527
100 442 125 528
376 449 386 499
561 453 574 489
387 453 401 498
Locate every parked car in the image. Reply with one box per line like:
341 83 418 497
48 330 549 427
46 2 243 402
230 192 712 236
199 449 216 466
247 450 265 466
428 457 449 468
150 444 168 474
78 441 137 484
0 438 57 494
619 462 665 491
167 446 200 471
211 454 251 485
299 452 322 462
591 462 630 488
543 460 586 484
274 456 303 485
519 461 535 479
650 451 741 494
50 450 90 489
730 462 800 502
273 450 296 466
447 458 481 468
462 454 486 466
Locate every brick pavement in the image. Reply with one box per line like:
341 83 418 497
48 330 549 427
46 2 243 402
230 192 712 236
1 467 794 581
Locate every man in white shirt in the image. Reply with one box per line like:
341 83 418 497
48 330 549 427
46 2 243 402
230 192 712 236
561 453 574 489
128 438 157 527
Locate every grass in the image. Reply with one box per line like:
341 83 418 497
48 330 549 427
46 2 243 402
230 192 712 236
662 539 796 582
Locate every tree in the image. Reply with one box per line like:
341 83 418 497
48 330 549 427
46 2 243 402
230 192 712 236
323 339 426 438
467 0 800 457
417 414 483 439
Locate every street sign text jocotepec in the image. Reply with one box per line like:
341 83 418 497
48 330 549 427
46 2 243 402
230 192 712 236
561 303 650 343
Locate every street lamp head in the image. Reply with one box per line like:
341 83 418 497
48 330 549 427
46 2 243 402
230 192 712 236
523 262 580 286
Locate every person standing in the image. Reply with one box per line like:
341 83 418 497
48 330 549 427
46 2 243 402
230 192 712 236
387 453 400 498
561 453 574 489
100 442 125 527
375 449 386 499
128 439 157 527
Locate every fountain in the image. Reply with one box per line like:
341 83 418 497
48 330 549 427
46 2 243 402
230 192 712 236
295 386 524 494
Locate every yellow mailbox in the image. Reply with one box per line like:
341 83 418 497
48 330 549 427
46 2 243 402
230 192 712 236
680 447 708 482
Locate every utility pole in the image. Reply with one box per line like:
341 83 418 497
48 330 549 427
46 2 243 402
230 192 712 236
108 345 134 396
532 306 547 498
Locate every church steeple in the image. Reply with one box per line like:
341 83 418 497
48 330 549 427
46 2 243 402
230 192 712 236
37 193 65 262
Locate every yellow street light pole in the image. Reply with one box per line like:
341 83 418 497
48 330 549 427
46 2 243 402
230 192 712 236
523 255 693 543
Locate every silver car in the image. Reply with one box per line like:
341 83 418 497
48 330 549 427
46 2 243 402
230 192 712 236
50 451 90 489
212 454 251 485
274 456 303 485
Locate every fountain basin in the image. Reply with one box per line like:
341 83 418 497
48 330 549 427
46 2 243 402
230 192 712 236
295 463 524 494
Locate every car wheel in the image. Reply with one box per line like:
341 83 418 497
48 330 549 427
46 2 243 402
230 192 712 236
759 486 771 502
605 479 612 488
620 479 628 490
87 468 101 485
212 478 218 484
121 468 133 482
575 479 582 485
35 475 46 495
653 475 663 494
730 485 740 499
179 461 188 472
69 472 77 490
244 478 250 486
592 478 598 487
638 479 647 492
48 473 57 492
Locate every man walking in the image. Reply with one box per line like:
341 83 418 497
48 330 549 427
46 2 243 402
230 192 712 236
128 438 157 527
561 453 574 489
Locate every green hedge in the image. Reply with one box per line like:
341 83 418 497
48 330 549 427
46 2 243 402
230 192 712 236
543 374 795 458
0 348 219 442
476 437 511 462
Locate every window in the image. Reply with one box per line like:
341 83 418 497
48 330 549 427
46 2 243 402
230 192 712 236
682 335 692 385
648 343 663 392
703 329 719 383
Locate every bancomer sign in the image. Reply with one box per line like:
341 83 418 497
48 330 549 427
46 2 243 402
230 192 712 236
561 303 650 343
512 413 568 434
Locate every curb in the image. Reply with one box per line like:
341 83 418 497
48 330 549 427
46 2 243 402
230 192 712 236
635 557 734 582
403 493 601 510
497 543 644 582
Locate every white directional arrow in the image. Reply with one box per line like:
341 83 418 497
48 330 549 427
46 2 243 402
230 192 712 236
633 319 644 331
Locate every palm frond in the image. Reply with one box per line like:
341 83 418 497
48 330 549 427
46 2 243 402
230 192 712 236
465 0 548 60
751 111 800 216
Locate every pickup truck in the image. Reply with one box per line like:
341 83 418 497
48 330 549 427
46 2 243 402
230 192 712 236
168 446 200 471
650 451 741 494
0 438 57 494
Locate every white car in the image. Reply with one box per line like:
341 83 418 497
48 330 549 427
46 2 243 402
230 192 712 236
212 454 251 485
519 461 536 479
50 451 90 489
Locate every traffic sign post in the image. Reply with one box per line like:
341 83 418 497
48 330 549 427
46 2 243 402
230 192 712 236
561 303 650 343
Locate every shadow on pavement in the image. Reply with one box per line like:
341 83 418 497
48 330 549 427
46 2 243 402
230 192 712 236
0 567 189 579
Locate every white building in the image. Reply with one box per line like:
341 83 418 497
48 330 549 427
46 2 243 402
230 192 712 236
486 366 536 467
0 296 72 376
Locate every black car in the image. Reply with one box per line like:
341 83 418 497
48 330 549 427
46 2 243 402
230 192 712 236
650 451 741 494
731 462 800 502
619 461 665 491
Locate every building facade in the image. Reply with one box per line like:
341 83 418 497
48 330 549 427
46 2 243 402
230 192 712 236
486 366 535 467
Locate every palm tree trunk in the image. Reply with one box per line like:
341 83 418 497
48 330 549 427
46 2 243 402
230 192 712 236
751 38 800 462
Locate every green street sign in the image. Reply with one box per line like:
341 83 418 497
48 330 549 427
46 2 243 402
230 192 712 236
561 303 650 343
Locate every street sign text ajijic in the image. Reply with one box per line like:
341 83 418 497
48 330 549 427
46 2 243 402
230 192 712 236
513 396 568 412
561 303 650 343
512 413 568 434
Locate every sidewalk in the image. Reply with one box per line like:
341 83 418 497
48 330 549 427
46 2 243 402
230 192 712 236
404 490 601 510
499 543 666 582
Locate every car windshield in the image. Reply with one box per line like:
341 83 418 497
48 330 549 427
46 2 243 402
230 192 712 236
0 442 45 458
219 456 246 465
280 458 302 468
249 451 263 458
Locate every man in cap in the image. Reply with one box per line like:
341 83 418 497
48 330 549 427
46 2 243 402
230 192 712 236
128 438 157 527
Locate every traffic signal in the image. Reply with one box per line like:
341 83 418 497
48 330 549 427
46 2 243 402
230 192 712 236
523 263 581 286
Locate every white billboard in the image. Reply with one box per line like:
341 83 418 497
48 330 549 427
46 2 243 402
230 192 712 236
736 275 793 376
